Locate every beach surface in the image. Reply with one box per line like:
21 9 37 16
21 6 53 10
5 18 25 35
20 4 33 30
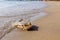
1 1 60 40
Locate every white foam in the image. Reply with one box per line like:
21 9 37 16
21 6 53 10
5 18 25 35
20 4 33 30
0 1 47 16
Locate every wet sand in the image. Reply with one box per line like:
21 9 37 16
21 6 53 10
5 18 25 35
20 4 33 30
1 1 60 40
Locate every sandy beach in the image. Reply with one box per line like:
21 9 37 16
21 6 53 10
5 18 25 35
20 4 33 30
0 1 60 40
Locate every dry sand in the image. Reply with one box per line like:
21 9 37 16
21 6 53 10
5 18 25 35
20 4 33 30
1 1 60 40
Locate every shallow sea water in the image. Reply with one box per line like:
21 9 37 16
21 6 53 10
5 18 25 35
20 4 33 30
0 1 47 40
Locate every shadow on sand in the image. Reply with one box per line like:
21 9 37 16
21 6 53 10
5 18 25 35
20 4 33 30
27 25 39 31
